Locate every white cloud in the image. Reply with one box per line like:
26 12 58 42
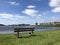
0 13 28 24
51 16 60 21
0 14 13 18
0 13 32 25
49 0 60 7
0 13 25 19
22 9 41 17
0 21 4 24
9 1 19 6
38 14 42 17
49 0 60 13
52 7 60 12
27 5 36 8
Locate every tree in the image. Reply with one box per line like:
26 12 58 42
35 22 38 26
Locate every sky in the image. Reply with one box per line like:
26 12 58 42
0 0 60 25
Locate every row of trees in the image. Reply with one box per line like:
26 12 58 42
0 23 36 26
8 24 30 26
0 24 5 26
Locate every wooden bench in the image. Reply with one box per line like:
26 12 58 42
14 27 34 38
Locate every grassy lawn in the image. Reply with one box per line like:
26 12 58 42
0 30 60 45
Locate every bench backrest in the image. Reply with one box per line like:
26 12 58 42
14 28 34 32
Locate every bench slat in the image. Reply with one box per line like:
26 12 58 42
14 28 34 32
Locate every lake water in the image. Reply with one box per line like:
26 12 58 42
0 26 60 34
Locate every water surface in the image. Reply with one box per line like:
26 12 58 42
0 26 60 34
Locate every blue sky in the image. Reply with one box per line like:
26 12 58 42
0 0 60 25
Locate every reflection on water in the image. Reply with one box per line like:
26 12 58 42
0 26 60 34
0 31 13 34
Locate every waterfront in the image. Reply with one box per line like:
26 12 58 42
0 26 60 34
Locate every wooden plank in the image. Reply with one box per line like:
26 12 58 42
14 28 34 32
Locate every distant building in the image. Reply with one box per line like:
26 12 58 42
54 22 60 24
40 22 60 26
48 22 60 25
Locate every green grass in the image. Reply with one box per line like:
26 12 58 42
0 30 60 45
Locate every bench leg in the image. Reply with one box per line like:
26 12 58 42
32 30 34 34
29 33 31 35
17 32 19 38
29 31 33 35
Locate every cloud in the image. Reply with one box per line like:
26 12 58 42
51 16 60 21
49 0 60 7
51 17 58 19
49 0 60 13
0 14 13 18
0 13 42 25
0 13 33 25
0 21 4 24
38 14 42 17
0 13 25 19
0 13 28 24
22 9 41 17
27 5 36 8
9 1 19 6
52 7 60 13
